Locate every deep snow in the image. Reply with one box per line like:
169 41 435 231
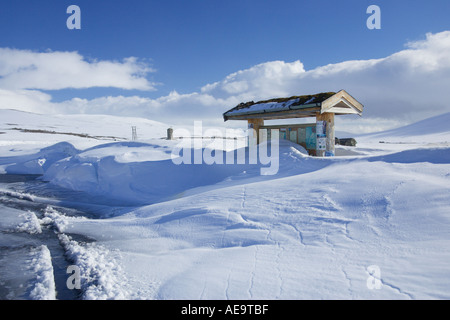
0 109 449 299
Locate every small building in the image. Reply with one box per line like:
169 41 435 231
223 90 363 156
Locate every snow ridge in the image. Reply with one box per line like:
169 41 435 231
43 206 130 300
57 233 129 300
28 245 56 300
16 210 42 234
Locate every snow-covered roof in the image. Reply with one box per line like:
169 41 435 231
223 90 363 121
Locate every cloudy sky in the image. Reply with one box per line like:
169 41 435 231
1 0 450 132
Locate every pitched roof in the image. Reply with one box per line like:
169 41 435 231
223 90 363 121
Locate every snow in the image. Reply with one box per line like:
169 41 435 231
57 233 129 300
225 96 319 116
1 109 450 299
42 207 129 300
16 211 42 234
28 245 56 300
87 157 449 299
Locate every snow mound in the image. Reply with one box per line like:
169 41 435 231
1 142 79 175
41 139 311 206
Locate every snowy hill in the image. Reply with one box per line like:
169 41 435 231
331 112 450 157
1 109 450 300
0 109 169 151
357 112 450 145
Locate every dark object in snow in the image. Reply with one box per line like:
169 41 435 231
336 138 357 146
167 127 174 140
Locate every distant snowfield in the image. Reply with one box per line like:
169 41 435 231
1 109 449 299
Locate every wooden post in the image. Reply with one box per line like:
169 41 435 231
247 119 264 144
316 112 335 157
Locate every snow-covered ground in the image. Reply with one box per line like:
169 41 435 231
0 109 449 299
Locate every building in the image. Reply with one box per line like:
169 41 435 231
223 90 363 157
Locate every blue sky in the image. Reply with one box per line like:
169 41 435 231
1 0 450 130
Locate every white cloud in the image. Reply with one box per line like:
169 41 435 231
47 91 234 127
0 89 54 113
201 31 450 126
201 60 306 100
0 48 155 91
1 31 450 132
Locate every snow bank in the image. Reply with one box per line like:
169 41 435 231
16 211 42 234
40 206 129 300
0 189 35 202
58 233 129 300
28 245 56 300
41 206 88 232
41 140 308 206
0 142 79 175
